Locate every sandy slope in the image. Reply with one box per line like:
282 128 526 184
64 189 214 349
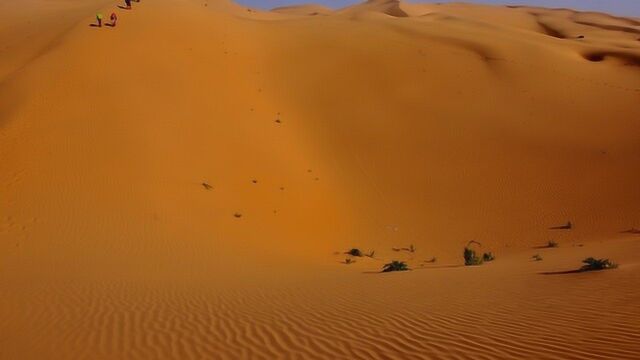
1 0 639 358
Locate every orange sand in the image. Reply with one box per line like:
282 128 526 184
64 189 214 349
1 0 639 358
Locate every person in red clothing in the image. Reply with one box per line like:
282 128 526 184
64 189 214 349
110 12 118 27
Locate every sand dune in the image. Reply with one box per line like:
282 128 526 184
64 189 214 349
1 0 639 358
272 4 333 16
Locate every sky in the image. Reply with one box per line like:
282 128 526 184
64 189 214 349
234 0 640 17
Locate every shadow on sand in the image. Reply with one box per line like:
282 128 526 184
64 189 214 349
361 264 464 274
539 269 584 275
620 228 640 234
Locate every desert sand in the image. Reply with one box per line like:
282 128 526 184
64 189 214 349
1 0 639 358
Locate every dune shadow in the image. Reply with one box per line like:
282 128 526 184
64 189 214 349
574 20 640 35
582 51 640 67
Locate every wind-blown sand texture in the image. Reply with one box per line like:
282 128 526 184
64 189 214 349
1 0 639 358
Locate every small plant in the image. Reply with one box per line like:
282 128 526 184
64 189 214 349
345 248 363 257
425 257 437 263
382 260 409 272
482 252 495 262
344 258 356 265
464 248 483 266
581 257 618 271
532 254 543 261
233 212 242 218
547 240 559 248
404 244 416 253
365 250 375 258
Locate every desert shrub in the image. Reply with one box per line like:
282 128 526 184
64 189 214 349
464 247 483 266
365 250 375 258
345 248 363 257
425 257 437 263
344 258 355 265
581 257 618 271
532 254 543 261
382 260 409 272
482 252 495 262
547 240 559 248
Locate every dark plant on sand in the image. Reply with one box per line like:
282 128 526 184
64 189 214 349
482 252 495 262
547 240 559 248
345 248 363 257
464 241 483 266
581 257 618 271
403 244 416 253
532 254 543 261
365 250 375 258
344 258 356 265
382 261 409 272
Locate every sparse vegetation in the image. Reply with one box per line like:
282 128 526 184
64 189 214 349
482 252 495 262
365 250 375 258
581 257 618 271
547 240 559 248
532 254 543 261
403 244 416 253
233 212 242 218
382 260 409 272
425 257 437 263
393 244 416 253
344 258 356 265
345 248 363 257
464 247 483 266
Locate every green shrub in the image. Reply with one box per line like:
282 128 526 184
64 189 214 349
382 260 409 272
464 247 483 266
581 257 618 271
482 252 495 262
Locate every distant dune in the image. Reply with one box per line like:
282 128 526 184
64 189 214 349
1 0 639 358
272 3 333 16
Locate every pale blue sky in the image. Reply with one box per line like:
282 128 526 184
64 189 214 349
235 0 640 17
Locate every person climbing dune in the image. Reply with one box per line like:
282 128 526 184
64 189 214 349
110 12 118 27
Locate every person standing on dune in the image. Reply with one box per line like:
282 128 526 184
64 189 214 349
110 12 118 27
96 13 103 27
